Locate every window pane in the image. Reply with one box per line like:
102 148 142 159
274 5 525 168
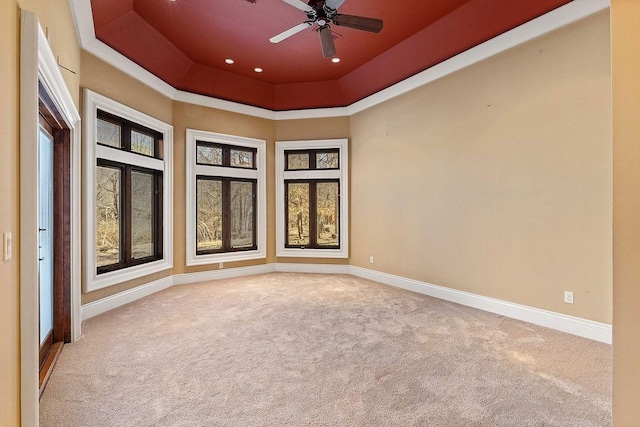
287 182 310 246
97 118 121 149
131 130 155 157
230 181 255 249
131 171 154 259
230 149 254 168
316 152 339 169
287 153 309 170
197 144 223 165
96 165 121 267
197 179 223 251
316 182 339 247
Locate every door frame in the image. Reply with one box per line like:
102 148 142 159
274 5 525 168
20 10 81 426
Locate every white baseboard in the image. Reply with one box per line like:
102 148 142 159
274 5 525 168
276 262 351 274
81 275 174 321
349 266 612 344
173 263 275 286
80 263 612 344
81 264 276 322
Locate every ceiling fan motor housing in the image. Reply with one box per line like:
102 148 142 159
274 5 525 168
271 0 382 58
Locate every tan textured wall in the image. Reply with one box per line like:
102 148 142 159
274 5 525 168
80 53 174 305
172 102 276 274
275 117 351 264
611 1 640 424
0 1 20 423
81 51 173 125
0 0 81 424
350 12 612 324
18 0 81 105
275 117 350 141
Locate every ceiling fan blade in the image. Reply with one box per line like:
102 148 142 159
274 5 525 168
324 0 346 12
319 25 336 58
281 0 315 14
269 22 313 43
333 14 383 33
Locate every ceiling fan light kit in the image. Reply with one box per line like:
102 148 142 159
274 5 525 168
270 0 383 58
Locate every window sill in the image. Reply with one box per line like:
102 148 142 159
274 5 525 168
276 247 348 259
186 249 266 267
84 259 173 292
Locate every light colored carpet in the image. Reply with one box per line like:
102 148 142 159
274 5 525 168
40 273 611 426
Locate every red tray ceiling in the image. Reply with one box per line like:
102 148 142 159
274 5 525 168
91 0 572 110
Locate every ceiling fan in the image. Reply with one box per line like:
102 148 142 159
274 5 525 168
269 0 383 58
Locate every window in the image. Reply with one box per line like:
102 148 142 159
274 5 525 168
84 89 173 291
285 180 340 249
276 139 348 258
286 149 339 171
195 143 257 254
186 129 266 266
95 113 164 274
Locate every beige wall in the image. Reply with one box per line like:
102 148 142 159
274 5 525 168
275 117 351 265
0 1 20 423
81 52 173 125
172 102 276 273
18 0 81 105
350 12 612 324
79 52 174 305
274 117 350 141
611 0 640 423
0 0 81 424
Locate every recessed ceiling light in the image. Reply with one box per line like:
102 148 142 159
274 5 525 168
254 67 263 73
332 57 341 63
225 58 235 65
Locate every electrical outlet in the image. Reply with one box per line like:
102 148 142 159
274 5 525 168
369 256 374 264
219 262 224 269
564 291 574 304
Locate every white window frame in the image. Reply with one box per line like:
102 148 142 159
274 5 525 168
276 139 349 258
83 89 173 292
186 129 267 266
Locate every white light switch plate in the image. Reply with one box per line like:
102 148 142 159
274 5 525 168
3 232 12 261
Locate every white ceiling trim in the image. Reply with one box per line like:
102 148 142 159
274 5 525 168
69 0 178 100
173 91 275 120
69 0 609 121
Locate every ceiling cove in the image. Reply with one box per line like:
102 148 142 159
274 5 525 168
71 0 608 118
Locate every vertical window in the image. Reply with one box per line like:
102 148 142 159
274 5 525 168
195 175 257 254
94 113 164 274
285 180 340 249
196 178 223 252
276 140 348 258
186 130 266 266
230 180 256 249
96 164 122 268
84 89 173 292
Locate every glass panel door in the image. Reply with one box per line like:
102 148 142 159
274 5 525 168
39 127 54 346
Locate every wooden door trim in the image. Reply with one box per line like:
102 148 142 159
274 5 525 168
37 92 72 394
38 342 63 397
54 127 72 343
